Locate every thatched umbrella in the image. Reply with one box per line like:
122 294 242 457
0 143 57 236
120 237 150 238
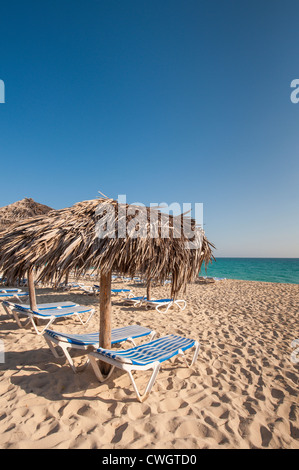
0 197 53 301
0 197 214 372
0 197 53 231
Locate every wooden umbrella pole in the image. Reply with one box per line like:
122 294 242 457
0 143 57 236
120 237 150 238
27 267 37 311
99 269 112 375
146 279 151 301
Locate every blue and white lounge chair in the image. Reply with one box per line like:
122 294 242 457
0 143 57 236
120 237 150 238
111 288 131 294
199 276 226 282
80 285 132 296
62 282 86 291
44 325 156 373
94 285 131 294
79 285 96 294
133 277 142 283
0 288 22 293
79 284 100 295
2 300 78 320
88 334 200 402
144 298 186 313
2 301 95 335
0 290 29 302
124 296 147 307
79 285 97 295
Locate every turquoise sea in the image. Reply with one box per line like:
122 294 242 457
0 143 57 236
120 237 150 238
199 258 299 284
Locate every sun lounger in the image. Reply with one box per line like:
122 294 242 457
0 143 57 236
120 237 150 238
199 276 226 282
80 285 131 296
93 285 131 294
88 334 200 402
144 298 186 313
0 288 22 293
44 324 156 373
130 277 143 283
111 288 131 294
0 290 29 302
79 285 96 294
2 301 95 335
2 300 78 318
62 282 86 291
124 296 147 306
79 284 102 294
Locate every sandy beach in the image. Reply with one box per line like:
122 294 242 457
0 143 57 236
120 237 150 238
0 278 298 449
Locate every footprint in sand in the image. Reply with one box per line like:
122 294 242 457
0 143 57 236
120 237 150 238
271 388 285 402
243 400 257 416
175 420 211 439
77 404 97 418
159 398 185 412
260 425 272 447
127 402 150 420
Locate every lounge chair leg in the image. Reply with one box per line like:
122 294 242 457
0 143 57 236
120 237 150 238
127 363 161 402
175 300 187 311
78 357 90 371
2 304 10 316
84 309 95 324
89 355 115 382
126 337 137 347
29 316 40 334
23 317 32 329
156 302 172 314
149 330 157 341
44 336 61 359
179 341 200 368
190 341 200 366
77 314 85 325
29 315 56 335
12 310 23 329
77 309 95 325
60 344 77 373
164 303 172 313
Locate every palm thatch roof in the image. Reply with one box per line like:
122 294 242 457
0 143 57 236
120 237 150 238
0 198 214 296
0 198 53 231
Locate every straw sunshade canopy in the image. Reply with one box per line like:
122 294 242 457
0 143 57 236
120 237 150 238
0 198 214 294
0 198 53 231
0 198 214 371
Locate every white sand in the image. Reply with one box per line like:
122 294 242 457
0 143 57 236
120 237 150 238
0 278 298 449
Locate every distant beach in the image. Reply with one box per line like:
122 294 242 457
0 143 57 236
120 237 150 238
200 258 299 284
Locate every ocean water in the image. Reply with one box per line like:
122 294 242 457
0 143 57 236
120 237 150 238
199 258 299 284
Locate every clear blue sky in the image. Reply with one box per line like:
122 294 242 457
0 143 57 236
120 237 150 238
0 0 298 257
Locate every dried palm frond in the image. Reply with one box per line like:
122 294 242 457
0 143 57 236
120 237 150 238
0 198 215 297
